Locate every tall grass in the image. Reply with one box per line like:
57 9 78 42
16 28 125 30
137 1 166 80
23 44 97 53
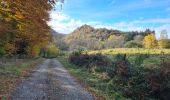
87 48 170 55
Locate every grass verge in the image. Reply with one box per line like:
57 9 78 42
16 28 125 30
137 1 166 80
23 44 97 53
57 56 129 100
0 58 43 99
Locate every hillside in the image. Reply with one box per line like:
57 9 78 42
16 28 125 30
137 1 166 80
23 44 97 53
64 24 123 42
63 25 147 50
50 29 68 50
51 29 66 39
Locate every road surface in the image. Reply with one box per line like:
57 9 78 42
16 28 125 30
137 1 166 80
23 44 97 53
10 59 94 100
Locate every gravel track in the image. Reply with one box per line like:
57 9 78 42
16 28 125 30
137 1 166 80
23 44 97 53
10 59 94 100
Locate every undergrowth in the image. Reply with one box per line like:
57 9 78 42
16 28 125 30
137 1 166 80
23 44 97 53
58 51 170 100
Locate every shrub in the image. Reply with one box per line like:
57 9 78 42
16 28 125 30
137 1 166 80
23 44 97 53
124 40 143 48
72 49 84 56
144 60 170 100
68 52 170 100
134 54 149 66
115 61 130 76
45 44 60 58
114 54 131 76
114 54 127 62
69 53 112 69
112 54 170 99
0 48 6 57
126 67 149 99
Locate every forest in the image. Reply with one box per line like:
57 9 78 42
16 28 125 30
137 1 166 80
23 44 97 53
54 25 170 51
0 0 60 58
0 0 170 100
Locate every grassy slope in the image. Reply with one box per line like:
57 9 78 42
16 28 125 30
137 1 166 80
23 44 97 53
0 58 43 98
58 56 129 100
87 48 170 55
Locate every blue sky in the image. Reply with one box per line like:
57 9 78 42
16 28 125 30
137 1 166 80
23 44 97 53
48 0 170 38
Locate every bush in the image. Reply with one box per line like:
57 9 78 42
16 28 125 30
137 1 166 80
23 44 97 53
68 52 170 100
69 53 112 69
112 54 170 99
124 40 143 48
114 54 128 62
145 61 170 99
72 49 84 56
45 44 60 58
126 67 149 99
134 54 149 66
0 48 6 57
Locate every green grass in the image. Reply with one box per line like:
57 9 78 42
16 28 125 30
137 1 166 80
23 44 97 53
59 49 170 100
0 58 42 97
58 56 130 100
0 58 40 77
87 48 170 55
87 48 170 68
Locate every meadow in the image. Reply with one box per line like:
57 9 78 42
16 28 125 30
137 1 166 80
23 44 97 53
87 48 170 55
58 48 170 100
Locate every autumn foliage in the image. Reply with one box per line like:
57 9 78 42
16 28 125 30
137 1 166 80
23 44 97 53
143 33 157 48
0 0 63 56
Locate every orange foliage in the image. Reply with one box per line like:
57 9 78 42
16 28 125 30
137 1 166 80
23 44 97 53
0 0 64 56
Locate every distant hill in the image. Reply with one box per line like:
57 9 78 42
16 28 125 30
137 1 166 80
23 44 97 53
51 29 66 38
62 25 127 50
64 24 123 42
50 29 68 50
53 25 149 50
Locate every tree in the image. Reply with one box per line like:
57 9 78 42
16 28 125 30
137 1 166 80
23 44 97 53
124 40 143 48
133 35 144 42
105 35 125 48
0 0 64 57
45 44 60 58
143 33 157 48
145 29 154 35
0 48 6 57
158 30 169 48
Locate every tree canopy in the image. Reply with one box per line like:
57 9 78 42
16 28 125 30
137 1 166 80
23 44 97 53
158 30 169 48
0 0 63 56
143 32 157 49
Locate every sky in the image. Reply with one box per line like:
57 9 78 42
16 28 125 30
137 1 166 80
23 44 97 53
48 0 170 38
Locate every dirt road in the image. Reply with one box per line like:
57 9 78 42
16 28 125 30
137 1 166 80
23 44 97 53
10 59 94 100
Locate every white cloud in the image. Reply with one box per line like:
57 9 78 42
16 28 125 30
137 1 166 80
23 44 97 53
49 11 70 22
48 11 170 38
48 19 83 34
48 11 84 33
155 24 170 34
94 22 146 32
131 18 170 24
93 21 170 38
48 11 101 34
167 7 170 11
